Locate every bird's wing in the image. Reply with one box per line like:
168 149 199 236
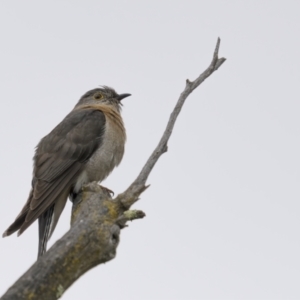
3 108 106 238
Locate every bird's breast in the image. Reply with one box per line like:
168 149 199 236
83 112 126 184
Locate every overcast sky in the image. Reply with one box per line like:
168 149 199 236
0 1 299 299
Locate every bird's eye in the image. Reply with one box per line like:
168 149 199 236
93 93 103 100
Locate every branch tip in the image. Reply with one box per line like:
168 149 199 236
186 79 192 84
124 210 146 220
212 37 221 65
117 210 146 228
215 37 221 52
214 58 226 71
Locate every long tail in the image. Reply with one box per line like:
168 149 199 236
38 205 54 258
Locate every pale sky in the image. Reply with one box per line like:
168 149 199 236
0 1 299 300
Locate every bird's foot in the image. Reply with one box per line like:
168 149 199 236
99 185 114 196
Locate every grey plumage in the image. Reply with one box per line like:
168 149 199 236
2 86 130 258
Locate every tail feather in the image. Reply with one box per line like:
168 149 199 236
38 205 54 258
2 213 27 237
2 191 32 237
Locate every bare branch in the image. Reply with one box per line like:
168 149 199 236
1 183 144 300
1 38 226 300
118 37 226 208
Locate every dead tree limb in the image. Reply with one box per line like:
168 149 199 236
1 38 226 300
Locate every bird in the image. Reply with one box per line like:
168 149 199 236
2 86 130 258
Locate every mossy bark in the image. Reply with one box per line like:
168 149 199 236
1 182 142 300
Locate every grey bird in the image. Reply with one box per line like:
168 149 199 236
2 86 130 258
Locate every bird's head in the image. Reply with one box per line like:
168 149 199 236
75 86 131 112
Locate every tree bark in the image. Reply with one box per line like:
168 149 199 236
1 38 226 300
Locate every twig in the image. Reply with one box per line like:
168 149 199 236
117 37 226 208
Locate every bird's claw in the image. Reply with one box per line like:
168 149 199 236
99 185 114 196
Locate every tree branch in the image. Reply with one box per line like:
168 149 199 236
2 183 145 300
1 38 226 300
117 37 226 209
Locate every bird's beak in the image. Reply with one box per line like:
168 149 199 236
117 93 131 101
